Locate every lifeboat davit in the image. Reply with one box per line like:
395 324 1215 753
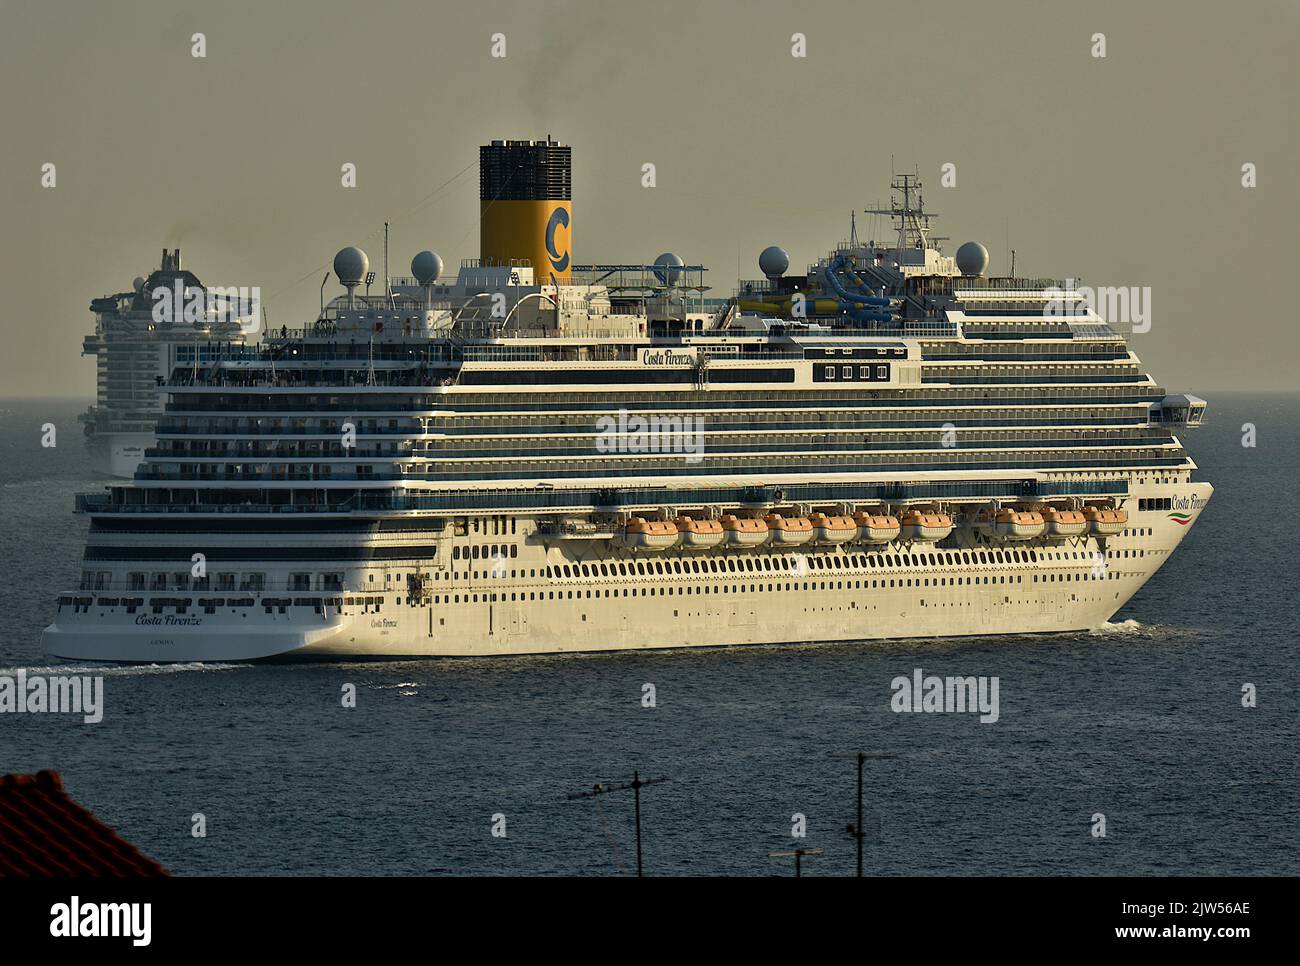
622 517 679 551
1083 507 1128 536
977 509 1045 542
900 510 954 543
853 511 901 544
1042 507 1088 539
721 514 770 547
764 513 813 547
810 513 857 545
676 516 724 549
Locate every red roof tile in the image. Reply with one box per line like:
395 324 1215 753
0 770 168 877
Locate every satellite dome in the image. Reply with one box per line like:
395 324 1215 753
411 250 444 286
955 241 990 277
132 276 145 293
333 246 369 286
652 252 684 286
758 246 789 280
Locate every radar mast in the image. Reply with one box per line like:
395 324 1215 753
864 174 944 254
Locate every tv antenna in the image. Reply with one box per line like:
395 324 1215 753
318 272 330 320
768 847 824 878
832 751 896 877
568 770 668 877
383 220 390 300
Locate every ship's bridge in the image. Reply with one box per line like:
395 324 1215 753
1150 393 1207 428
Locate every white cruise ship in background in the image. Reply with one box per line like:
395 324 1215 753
45 138 1211 662
79 250 250 477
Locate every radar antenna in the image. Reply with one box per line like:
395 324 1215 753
864 174 938 253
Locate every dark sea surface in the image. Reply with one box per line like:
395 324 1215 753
0 394 1295 876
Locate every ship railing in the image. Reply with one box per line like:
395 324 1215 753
149 389 1173 420
154 423 418 436
127 450 1189 485
1067 321 1127 340
72 478 1134 517
717 323 959 338
737 279 781 296
922 374 1149 385
951 280 1070 294
163 401 450 415
146 414 1154 442
962 328 1112 340
142 446 406 460
79 581 353 595
450 322 643 340
151 426 1167 459
166 371 453 390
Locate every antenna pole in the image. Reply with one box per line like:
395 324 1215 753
384 221 390 299
633 771 644 877
898 179 906 254
839 751 895 878
856 753 864 877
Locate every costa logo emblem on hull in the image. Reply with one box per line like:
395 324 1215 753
546 206 570 273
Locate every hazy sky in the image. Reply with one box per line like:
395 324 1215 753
1 0 1296 396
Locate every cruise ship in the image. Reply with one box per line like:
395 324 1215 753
79 250 251 477
44 139 1211 662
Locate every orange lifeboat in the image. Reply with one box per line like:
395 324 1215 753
900 510 954 542
1083 506 1128 537
721 514 770 547
975 508 1045 542
675 516 724 549
810 513 857 545
622 517 679 551
764 513 813 547
853 511 901 544
1042 507 1087 539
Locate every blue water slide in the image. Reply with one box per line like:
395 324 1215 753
824 254 894 322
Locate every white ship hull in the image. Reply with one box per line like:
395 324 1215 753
87 431 155 478
43 483 1210 663
54 163 1215 667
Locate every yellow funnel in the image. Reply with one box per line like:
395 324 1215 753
479 139 571 284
